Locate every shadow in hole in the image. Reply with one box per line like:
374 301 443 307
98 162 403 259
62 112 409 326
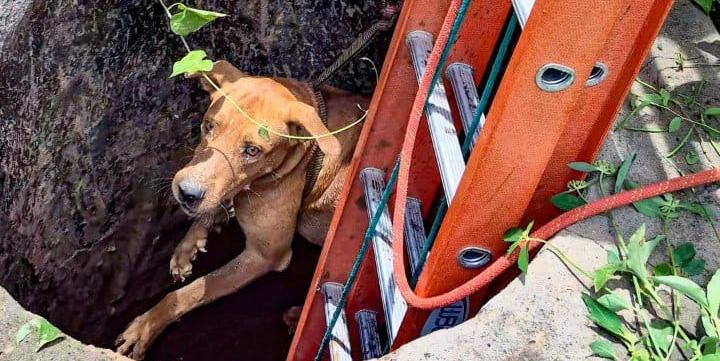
144 221 320 361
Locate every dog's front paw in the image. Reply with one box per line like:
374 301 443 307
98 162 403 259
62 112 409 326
115 313 160 360
169 237 207 282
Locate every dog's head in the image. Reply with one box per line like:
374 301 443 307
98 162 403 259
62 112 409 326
172 60 340 217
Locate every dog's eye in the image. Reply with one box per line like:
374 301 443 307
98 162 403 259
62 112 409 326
202 121 215 135
244 145 261 157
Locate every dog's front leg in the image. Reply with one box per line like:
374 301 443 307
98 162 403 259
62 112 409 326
116 234 293 359
169 221 210 282
116 189 298 360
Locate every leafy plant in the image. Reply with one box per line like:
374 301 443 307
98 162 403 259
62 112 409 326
503 221 534 273
16 318 64 351
514 151 720 360
616 80 720 166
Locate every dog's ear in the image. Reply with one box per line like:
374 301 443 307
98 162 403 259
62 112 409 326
286 101 341 157
186 60 245 98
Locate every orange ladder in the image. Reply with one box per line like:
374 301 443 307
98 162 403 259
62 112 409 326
287 0 674 359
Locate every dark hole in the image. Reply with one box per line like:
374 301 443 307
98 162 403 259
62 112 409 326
540 67 572 86
458 248 492 268
589 65 605 81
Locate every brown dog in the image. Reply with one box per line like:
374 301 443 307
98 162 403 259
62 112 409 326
115 60 367 359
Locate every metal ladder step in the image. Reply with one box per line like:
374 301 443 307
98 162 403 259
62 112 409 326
403 197 426 276
406 31 466 204
512 0 535 28
321 282 352 361
355 310 383 360
359 168 408 345
445 63 484 150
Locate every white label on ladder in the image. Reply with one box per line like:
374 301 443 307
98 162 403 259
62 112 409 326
403 197 426 276
445 63 485 150
512 0 535 28
355 310 383 360
359 168 408 345
405 31 466 204
420 297 470 336
321 282 352 361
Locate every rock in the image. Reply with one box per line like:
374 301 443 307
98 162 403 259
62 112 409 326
0 287 129 361
0 0 390 346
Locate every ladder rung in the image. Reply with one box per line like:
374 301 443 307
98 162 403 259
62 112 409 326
405 31 466 204
355 310 383 360
403 197 426 275
445 63 484 150
512 0 535 27
321 282 352 361
359 168 408 345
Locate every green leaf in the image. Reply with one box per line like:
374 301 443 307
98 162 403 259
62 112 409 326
686 150 700 165
518 245 529 274
706 107 720 117
597 293 629 312
506 240 521 257
625 224 656 280
673 243 696 267
550 193 587 211
647 320 673 354
707 269 720 318
524 221 535 235
629 348 650 361
653 262 673 276
16 322 32 343
36 318 63 351
569 162 599 173
679 202 713 220
614 151 636 194
698 355 720 361
258 127 270 141
593 264 621 292
170 4 227 36
589 339 617 360
607 249 622 265
683 258 705 276
642 93 665 107
652 275 709 308
503 227 523 244
625 180 664 218
668 116 682 133
170 50 214 78
659 89 671 106
699 336 719 354
702 309 718 337
581 293 633 343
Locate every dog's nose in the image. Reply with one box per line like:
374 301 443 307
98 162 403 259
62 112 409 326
177 180 205 208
